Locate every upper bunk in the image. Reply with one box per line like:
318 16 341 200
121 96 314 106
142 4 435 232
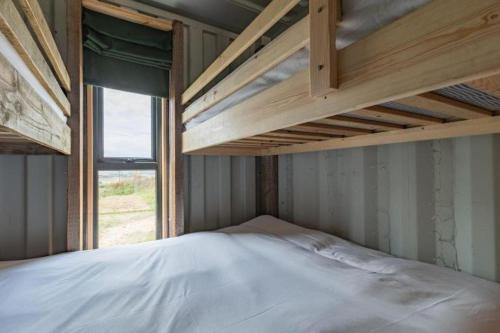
0 0 70 154
181 0 500 156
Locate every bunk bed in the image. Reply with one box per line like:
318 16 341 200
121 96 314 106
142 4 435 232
0 0 70 154
181 0 500 156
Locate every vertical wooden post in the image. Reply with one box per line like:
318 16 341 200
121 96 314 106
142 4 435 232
83 85 94 249
161 98 169 238
309 0 338 97
66 0 83 251
168 21 184 237
256 156 279 217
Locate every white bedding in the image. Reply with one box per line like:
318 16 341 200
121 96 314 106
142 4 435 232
1 216 500 333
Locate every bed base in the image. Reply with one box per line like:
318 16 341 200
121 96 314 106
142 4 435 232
181 0 500 156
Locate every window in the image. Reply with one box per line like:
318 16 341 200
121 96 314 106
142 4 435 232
94 87 162 248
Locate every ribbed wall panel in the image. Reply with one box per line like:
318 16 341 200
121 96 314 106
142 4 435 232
0 0 256 259
279 134 500 283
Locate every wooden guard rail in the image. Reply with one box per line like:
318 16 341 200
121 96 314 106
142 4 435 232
181 0 302 106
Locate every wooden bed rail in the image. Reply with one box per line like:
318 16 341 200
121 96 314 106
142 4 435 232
0 0 70 115
82 0 173 31
183 0 500 154
181 0 302 105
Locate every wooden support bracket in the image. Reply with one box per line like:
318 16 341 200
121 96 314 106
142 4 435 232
309 0 338 97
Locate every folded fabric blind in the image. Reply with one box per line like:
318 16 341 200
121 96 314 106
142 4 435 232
83 10 172 97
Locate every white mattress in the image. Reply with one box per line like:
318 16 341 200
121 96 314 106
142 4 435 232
1 216 499 332
185 0 431 129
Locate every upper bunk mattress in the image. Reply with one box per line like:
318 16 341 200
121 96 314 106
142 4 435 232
185 0 432 129
1 216 499 333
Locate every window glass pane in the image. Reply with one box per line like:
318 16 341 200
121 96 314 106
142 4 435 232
98 170 156 248
103 88 152 158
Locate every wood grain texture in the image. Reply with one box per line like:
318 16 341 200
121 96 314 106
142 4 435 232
16 0 71 91
183 0 500 152
261 116 500 155
183 16 309 122
397 93 492 120
351 106 444 126
467 74 500 98
0 0 70 115
256 155 278 217
0 51 70 153
315 115 404 131
83 86 94 250
168 21 184 237
66 0 83 252
182 0 301 104
82 0 173 31
309 0 338 96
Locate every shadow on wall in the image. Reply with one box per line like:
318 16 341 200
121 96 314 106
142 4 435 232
278 134 500 283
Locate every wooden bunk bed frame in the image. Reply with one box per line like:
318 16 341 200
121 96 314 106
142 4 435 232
0 0 71 154
181 0 500 157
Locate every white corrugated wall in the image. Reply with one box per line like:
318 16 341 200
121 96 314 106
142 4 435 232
279 135 500 283
0 0 257 259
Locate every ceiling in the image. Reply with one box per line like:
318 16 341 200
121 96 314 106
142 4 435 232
136 0 308 36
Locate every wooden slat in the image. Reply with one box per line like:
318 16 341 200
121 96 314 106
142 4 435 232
168 21 184 238
467 74 500 98
0 0 70 115
183 0 500 153
290 123 372 136
188 146 263 156
67 0 84 251
0 47 70 153
183 16 309 122
256 156 279 216
309 0 338 96
315 115 404 131
82 0 173 31
261 116 500 155
266 129 341 140
397 92 493 120
250 136 316 144
17 0 71 91
351 105 444 126
182 0 301 104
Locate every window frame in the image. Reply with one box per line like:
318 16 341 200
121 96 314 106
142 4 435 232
92 86 163 248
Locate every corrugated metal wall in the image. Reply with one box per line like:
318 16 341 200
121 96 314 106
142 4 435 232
0 0 256 259
182 20 259 233
279 134 500 283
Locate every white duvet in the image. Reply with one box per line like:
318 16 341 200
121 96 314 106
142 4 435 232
1 216 500 333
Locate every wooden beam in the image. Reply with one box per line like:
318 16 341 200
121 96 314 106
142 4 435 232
309 0 338 96
82 0 173 31
397 92 493 120
250 136 315 144
183 0 500 153
290 123 372 136
67 0 83 252
315 115 404 131
261 116 500 155
267 129 341 140
0 51 70 154
0 0 70 115
168 21 184 238
182 0 301 104
188 146 263 156
256 156 279 216
83 85 94 249
183 15 309 122
16 0 71 91
467 74 500 98
351 105 444 126
161 98 169 239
